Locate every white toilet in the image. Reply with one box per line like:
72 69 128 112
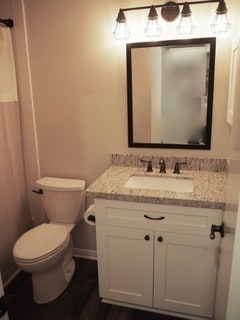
13 177 86 304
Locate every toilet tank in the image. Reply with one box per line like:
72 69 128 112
36 177 86 224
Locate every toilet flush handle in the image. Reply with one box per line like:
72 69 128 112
32 189 43 195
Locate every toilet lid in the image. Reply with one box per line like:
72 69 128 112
13 223 69 261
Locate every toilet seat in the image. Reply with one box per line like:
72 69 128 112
13 223 69 263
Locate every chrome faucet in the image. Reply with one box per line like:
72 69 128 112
159 158 166 173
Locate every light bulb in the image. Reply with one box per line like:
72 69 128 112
113 22 130 40
144 5 162 38
113 9 130 41
145 19 162 38
177 16 196 36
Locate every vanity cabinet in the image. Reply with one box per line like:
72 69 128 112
95 199 222 319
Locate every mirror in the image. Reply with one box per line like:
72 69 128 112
127 37 216 149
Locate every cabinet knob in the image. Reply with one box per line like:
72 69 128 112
144 235 150 241
157 236 163 242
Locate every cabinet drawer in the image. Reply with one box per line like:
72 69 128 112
95 199 222 237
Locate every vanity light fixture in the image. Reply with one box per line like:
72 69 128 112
210 0 231 34
144 5 162 38
176 2 196 36
113 0 231 41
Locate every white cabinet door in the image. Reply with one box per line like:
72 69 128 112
154 232 219 318
96 225 154 307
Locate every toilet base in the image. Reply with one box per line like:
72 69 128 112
32 258 75 304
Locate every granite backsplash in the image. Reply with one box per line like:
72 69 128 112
112 153 227 172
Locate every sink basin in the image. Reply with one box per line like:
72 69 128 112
124 175 194 193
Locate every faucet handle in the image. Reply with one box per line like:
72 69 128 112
140 159 153 172
159 158 166 173
173 162 187 174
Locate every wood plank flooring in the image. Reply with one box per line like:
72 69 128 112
5 258 186 320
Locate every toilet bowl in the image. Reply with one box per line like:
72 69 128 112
13 177 86 304
13 223 75 303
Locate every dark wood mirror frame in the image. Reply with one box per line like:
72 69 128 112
127 37 216 149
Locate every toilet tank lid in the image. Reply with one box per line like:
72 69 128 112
36 177 86 191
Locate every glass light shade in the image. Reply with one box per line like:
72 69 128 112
210 13 231 34
113 9 130 41
145 19 162 38
145 5 162 38
176 16 196 36
113 21 130 40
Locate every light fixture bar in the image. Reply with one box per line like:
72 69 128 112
121 0 220 13
113 0 230 41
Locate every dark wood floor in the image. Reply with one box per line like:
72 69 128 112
5 258 186 320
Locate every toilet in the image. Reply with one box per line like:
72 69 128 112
13 177 86 304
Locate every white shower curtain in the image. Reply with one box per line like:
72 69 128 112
0 26 31 284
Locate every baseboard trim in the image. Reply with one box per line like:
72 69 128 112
73 248 97 260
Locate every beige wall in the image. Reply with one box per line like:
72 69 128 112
9 0 240 253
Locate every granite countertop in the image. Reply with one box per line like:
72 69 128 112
86 166 227 210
